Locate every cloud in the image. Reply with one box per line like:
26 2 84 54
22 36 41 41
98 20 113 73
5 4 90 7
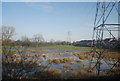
25 2 54 10
40 5 53 9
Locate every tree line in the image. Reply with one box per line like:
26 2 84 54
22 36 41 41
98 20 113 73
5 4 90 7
1 26 72 47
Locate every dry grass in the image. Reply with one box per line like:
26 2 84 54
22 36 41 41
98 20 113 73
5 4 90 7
103 52 120 61
53 59 61 64
62 57 74 63
15 59 22 63
64 64 71 69
10 54 47 59
70 61 74 64
10 54 21 58
22 54 34 57
73 52 92 60
89 65 95 71
76 60 84 67
45 68 62 76
48 59 53 64
73 51 120 62
35 62 41 66
110 68 120 75
47 57 74 64
71 69 88 78
71 69 97 78
50 53 60 55
76 60 82 64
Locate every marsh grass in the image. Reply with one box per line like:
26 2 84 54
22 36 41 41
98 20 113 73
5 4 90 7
48 58 75 64
50 53 60 55
10 54 47 59
71 69 88 78
28 49 53 53
3 45 120 79
34 68 62 79
53 59 61 64
103 52 120 61
39 45 91 51
110 68 120 75
73 52 92 60
64 64 71 69
76 60 82 64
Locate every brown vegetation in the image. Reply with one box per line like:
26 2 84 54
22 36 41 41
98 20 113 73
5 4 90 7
48 57 74 64
73 52 92 60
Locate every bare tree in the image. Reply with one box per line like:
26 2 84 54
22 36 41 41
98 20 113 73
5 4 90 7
2 26 16 41
21 35 30 42
50 38 55 43
21 35 31 46
32 34 44 46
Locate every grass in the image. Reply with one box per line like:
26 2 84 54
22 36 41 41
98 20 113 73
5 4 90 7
73 52 92 60
2 44 120 79
103 51 120 61
64 64 71 69
43 68 62 78
71 69 88 78
50 53 60 55
10 54 47 59
0 49 2 54
39 45 91 51
28 49 53 53
2 49 23 54
48 58 75 64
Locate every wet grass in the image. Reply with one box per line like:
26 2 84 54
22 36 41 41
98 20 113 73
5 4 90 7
0 49 2 54
39 45 91 51
28 49 53 53
2 49 23 54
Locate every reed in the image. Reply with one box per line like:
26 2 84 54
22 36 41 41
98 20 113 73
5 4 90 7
53 59 60 64
46 68 62 77
64 64 71 69
71 69 88 78
48 59 53 64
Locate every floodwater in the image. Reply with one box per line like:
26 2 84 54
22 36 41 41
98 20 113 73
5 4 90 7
3 48 118 79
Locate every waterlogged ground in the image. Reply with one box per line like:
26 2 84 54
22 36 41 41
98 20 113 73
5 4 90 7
2 46 120 79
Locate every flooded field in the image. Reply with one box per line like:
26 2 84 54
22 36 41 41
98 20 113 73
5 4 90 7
2 46 120 79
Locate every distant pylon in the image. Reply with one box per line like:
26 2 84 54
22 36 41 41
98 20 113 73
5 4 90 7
67 31 71 45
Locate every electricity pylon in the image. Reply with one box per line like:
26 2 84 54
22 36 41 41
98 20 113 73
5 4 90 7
89 0 120 76
67 31 71 45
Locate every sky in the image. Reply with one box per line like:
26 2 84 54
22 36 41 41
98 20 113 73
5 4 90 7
1 2 118 42
0 2 2 26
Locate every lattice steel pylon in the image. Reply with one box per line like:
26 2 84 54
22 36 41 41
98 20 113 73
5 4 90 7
89 0 120 76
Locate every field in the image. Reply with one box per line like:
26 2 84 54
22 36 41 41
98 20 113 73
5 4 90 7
39 45 92 51
2 45 120 79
